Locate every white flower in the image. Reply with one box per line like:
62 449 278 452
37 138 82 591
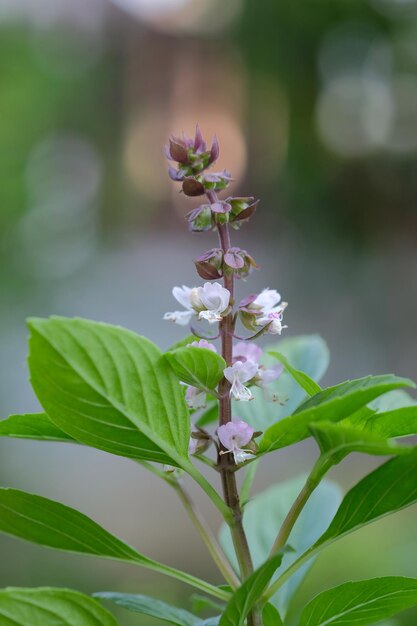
253 363 283 387
257 304 288 335
217 419 255 464
185 385 207 409
253 288 281 311
224 360 258 401
163 285 195 325
164 282 230 326
196 282 230 323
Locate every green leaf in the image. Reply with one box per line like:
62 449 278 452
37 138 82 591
346 406 417 439
299 577 417 626
0 587 118 626
165 346 225 392
219 553 285 626
167 334 201 351
237 335 329 432
95 592 201 626
315 447 417 549
262 603 284 625
219 477 342 616
0 488 229 601
268 351 321 396
309 421 410 465
260 375 414 453
0 413 75 442
28 316 190 466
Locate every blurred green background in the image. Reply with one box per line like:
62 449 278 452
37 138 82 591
1 0 417 624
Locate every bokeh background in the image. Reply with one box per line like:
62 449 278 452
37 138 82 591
1 0 417 624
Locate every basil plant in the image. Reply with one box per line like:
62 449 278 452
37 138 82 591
1 126 417 626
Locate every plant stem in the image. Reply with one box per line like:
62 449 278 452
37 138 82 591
136 461 239 590
172 478 241 589
207 189 261 625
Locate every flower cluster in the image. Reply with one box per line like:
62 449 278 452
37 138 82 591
164 125 288 465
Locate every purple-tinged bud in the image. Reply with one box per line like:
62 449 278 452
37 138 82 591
186 205 213 232
228 197 259 228
194 248 223 280
168 166 185 181
194 124 204 151
237 294 260 331
182 177 205 197
189 428 211 456
209 134 220 164
169 138 189 163
224 247 257 279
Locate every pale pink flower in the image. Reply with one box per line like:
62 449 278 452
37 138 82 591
233 341 262 364
217 419 255 464
189 339 217 352
185 386 207 410
224 360 258 401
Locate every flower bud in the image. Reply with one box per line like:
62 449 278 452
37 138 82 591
186 205 213 232
223 247 257 279
189 429 211 456
209 134 219 165
227 197 258 228
169 138 189 163
194 248 223 280
182 177 205 197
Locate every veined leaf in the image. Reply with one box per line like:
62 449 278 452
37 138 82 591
219 553 285 626
0 587 118 626
238 335 329 432
266 448 417 602
262 603 284 625
260 375 414 453
315 448 417 548
165 346 225 392
309 421 410 465
0 488 228 601
299 577 417 626
95 592 200 626
0 413 74 442
28 317 190 466
268 351 321 396
219 478 342 616
346 406 417 439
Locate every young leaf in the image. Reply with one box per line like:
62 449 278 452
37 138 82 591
262 603 284 625
346 406 417 439
219 478 342 616
0 587 118 626
28 317 190 466
268 351 321 396
0 413 75 442
238 335 329 432
95 592 200 626
219 552 285 626
299 577 417 626
315 447 417 549
309 421 410 465
164 346 226 392
260 374 414 453
0 488 229 601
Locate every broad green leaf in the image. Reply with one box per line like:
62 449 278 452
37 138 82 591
309 421 410 465
315 448 417 549
0 587 118 626
95 592 200 626
219 477 342 616
262 603 284 625
28 317 190 466
165 346 226 391
0 413 74 442
260 375 414 453
370 389 417 411
219 553 285 626
0 488 228 601
299 577 417 626
238 335 329 432
346 406 417 439
268 351 321 396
